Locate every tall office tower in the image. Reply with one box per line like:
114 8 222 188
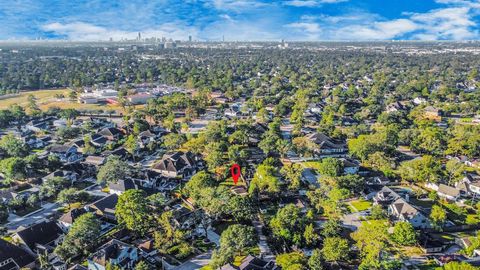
189 35 192 42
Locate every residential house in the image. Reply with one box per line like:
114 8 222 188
59 208 87 231
306 132 348 158
373 186 402 205
138 130 159 148
151 151 199 178
43 170 79 184
84 156 106 167
88 239 139 270
0 238 36 270
48 144 83 163
90 134 108 148
171 205 199 230
70 139 85 153
419 234 446 254
225 103 243 118
13 220 63 254
24 117 55 132
437 184 461 201
220 255 279 270
87 194 118 221
109 179 136 195
388 198 430 229
341 158 360 174
98 127 123 141
413 97 427 105
0 188 15 204
424 106 443 121
386 101 408 113
102 147 129 160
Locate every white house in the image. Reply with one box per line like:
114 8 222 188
388 198 431 229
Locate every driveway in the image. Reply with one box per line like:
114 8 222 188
6 202 60 232
85 184 108 198
190 250 213 267
253 218 275 261
341 211 367 231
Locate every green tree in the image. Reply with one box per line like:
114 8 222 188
135 261 151 270
0 157 26 181
321 219 342 238
391 222 417 246
317 158 343 177
430 205 447 228
443 262 480 270
124 134 139 161
352 220 389 263
116 190 151 235
276 252 307 270
57 188 79 207
226 195 255 222
303 223 319 247
280 163 303 190
308 249 324 270
249 161 280 194
445 159 466 185
183 171 215 201
154 211 187 253
162 133 186 150
270 204 307 247
369 205 386 220
27 94 41 115
211 224 258 266
322 237 350 262
398 155 443 183
0 134 28 157
364 152 395 177
54 213 101 260
96 156 130 185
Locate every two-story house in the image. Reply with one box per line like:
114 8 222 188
306 132 348 158
88 239 139 270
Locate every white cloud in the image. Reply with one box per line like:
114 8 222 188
209 0 270 11
284 0 480 41
409 7 478 40
284 0 347 7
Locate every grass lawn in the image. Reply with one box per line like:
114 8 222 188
301 161 322 170
1 236 13 242
348 200 372 212
0 89 125 112
398 246 425 257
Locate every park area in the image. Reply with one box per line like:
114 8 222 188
0 89 123 112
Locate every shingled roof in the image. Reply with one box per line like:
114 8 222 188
15 220 63 251
151 151 195 173
0 239 35 270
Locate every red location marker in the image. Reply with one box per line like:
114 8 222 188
231 164 241 185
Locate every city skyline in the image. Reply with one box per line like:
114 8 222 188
0 0 479 42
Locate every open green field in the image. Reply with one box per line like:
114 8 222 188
348 199 372 212
0 89 123 112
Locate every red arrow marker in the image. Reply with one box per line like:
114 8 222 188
231 164 241 185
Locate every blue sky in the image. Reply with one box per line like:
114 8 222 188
0 0 479 41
